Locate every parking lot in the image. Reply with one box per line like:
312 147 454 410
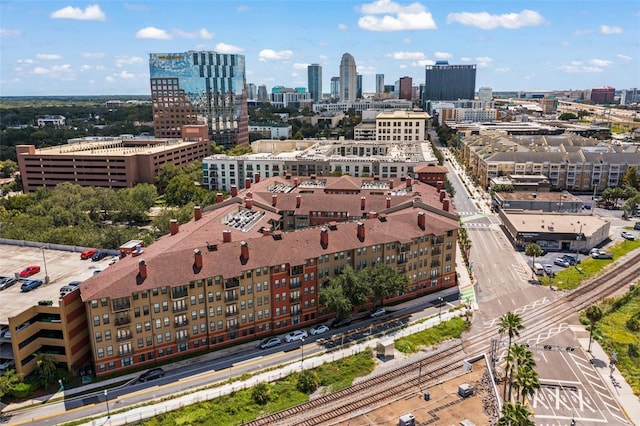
0 244 116 326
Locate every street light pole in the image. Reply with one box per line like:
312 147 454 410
104 389 110 419
41 247 49 284
438 297 443 322
300 338 305 367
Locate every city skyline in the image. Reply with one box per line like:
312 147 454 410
0 1 638 97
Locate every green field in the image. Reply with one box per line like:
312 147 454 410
394 317 470 354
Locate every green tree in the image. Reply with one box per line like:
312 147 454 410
297 370 320 393
319 281 352 320
155 163 182 194
226 145 253 156
524 243 543 278
0 368 22 399
498 312 525 400
164 174 206 206
622 166 639 190
513 365 540 404
505 343 532 401
251 382 271 405
34 353 58 390
362 264 408 308
585 304 603 352
498 401 534 426
558 112 577 120
335 265 370 309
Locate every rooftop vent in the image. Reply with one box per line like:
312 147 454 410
272 231 283 240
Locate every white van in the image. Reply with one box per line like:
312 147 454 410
532 263 545 276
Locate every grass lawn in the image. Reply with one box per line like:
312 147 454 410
543 238 640 291
394 317 470 354
593 288 640 397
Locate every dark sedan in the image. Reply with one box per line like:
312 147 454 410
0 277 17 290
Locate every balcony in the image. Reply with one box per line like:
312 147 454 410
114 317 131 326
176 334 190 342
173 305 188 313
112 303 131 312
174 320 189 329
290 296 301 303
118 350 133 358
117 333 132 342
225 311 239 318
224 294 239 302
431 248 441 256
289 281 302 289
226 324 239 332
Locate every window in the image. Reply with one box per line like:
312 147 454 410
106 345 113 356
97 348 104 358
95 332 102 342
93 316 100 326
102 314 110 325
105 330 111 340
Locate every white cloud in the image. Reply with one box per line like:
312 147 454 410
358 0 437 31
446 9 544 29
258 49 293 61
174 28 215 39
124 3 151 11
82 52 105 59
95 65 106 71
495 67 511 73
291 72 299 78
403 38 412 44
50 5 106 21
136 27 172 40
386 51 425 60
590 59 612 67
460 57 472 62
37 53 63 60
80 65 92 71
338 23 347 31
293 63 309 70
106 76 115 83
318 55 328 61
573 29 592 35
434 52 452 59
560 41 570 47
215 42 243 54
17 59 35 65
475 56 493 67
236 5 251 13
600 25 622 35
114 56 144 67
557 61 603 73
32 67 50 75
617 54 632 61
0 29 22 37
116 70 136 80
412 59 435 67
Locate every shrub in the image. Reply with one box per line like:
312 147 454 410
297 370 320 394
10 382 34 398
628 344 639 358
627 317 640 332
251 382 271 405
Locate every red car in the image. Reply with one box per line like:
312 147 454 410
81 249 98 259
19 265 41 278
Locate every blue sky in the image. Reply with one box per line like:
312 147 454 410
0 1 638 96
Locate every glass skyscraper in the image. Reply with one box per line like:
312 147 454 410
307 63 322 102
422 61 476 102
339 53 356 102
149 51 248 148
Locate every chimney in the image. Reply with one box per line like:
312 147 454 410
169 219 179 235
223 229 232 243
138 259 147 279
361 196 366 211
357 222 365 241
406 176 412 188
240 241 249 261
245 197 253 209
386 197 391 208
231 185 238 197
194 249 203 268
245 178 251 190
263 228 271 237
389 180 394 189
272 194 278 207
294 177 299 186
296 195 302 208
254 173 260 183
440 189 446 202
418 212 426 230
320 228 329 248
436 180 444 191
443 198 450 212
194 206 202 221
246 191 253 199
369 211 377 219
216 193 224 203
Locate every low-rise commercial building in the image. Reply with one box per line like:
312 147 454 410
493 191 584 213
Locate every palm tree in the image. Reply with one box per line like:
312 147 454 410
506 343 532 401
498 401 535 426
585 305 603 353
514 365 540 404
498 312 524 400
524 243 543 278
34 353 58 390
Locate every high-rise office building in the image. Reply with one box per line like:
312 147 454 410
339 53 357 102
308 64 322 102
149 51 249 148
478 87 492 102
246 83 257 101
399 76 413 101
422 61 476 102
257 84 268 102
331 77 340 100
356 74 363 99
376 74 385 95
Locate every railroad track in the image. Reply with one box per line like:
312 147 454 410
248 251 640 426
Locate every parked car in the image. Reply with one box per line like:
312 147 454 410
554 258 570 267
634 222 640 231
80 249 98 259
562 254 579 265
59 281 81 297
543 264 553 275
92 251 109 261
370 307 386 318
578 247 592 255
3 321 30 339
621 231 636 241
331 317 352 328
0 359 16 371
309 325 330 335
284 330 308 343
19 265 40 277
109 256 120 265
0 276 17 290
592 251 613 259
259 336 281 349
138 367 165 382
21 279 43 292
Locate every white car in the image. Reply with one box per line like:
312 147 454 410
284 329 308 343
309 325 329 335
621 231 636 241
370 307 386 318
543 264 553 275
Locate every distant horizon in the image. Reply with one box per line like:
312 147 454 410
1 1 637 97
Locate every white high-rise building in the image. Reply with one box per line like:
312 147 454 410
376 74 384 95
339 53 357 102
478 87 493 102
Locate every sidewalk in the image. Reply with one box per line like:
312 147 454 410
456 241 477 308
572 325 640 426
